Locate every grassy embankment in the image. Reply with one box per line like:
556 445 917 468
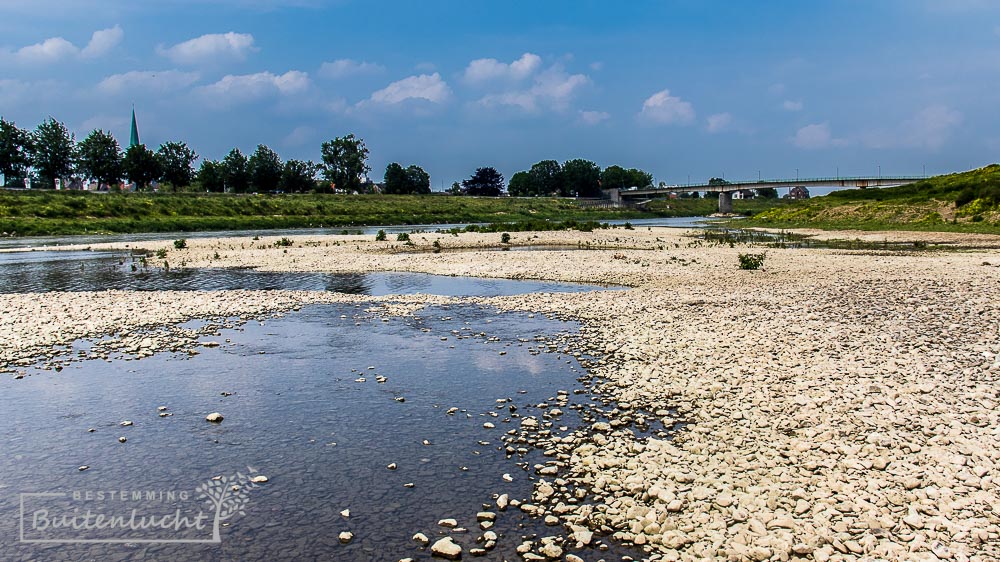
0 191 667 236
743 165 1000 233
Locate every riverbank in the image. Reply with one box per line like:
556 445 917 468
0 190 659 236
2 227 999 561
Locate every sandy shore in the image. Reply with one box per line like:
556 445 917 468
2 227 999 561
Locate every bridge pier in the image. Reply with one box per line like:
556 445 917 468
718 191 733 214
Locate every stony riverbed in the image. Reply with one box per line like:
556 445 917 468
2 226 999 561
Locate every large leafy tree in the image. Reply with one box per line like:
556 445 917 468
248 144 283 193
280 159 319 193
76 130 123 188
123 144 161 190
320 134 370 193
156 141 198 191
461 167 505 196
560 159 601 197
197 159 225 192
383 162 431 194
31 118 76 188
528 160 563 196
507 171 533 196
221 148 250 193
0 118 32 186
602 165 653 189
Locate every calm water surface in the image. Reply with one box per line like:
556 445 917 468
0 303 649 561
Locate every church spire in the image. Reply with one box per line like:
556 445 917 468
129 106 140 148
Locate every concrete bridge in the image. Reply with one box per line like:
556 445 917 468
604 176 924 213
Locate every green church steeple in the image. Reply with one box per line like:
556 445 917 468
129 106 140 148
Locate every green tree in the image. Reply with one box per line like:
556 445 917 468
156 141 198 191
708 177 731 186
382 162 407 194
31 118 76 188
462 167 505 196
249 144 283 192
754 187 779 199
560 159 601 197
280 159 319 193
507 171 533 196
528 160 563 196
197 159 225 192
446 181 462 195
602 165 652 189
405 165 430 194
221 148 250 193
76 130 123 188
627 168 653 188
320 134 370 193
0 118 32 186
123 144 161 190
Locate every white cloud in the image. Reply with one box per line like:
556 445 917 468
318 59 384 79
464 53 542 84
81 25 123 59
2 26 122 64
862 105 963 150
97 70 200 94
196 70 309 104
283 125 314 146
783 100 803 112
589 61 604 71
638 89 695 125
477 67 588 112
793 122 848 149
706 112 733 133
157 32 256 65
366 73 450 105
579 110 610 125
79 114 128 134
0 78 32 105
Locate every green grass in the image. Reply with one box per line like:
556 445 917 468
0 191 665 236
644 197 787 217
742 165 1000 233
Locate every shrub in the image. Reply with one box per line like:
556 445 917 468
155 248 168 259
623 221 634 230
396 232 410 241
432 240 441 253
501 232 511 244
274 237 293 247
375 229 387 241
173 238 187 249
738 252 766 270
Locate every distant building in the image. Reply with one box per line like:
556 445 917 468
788 186 810 199
732 189 754 200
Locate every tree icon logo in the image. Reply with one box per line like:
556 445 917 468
195 467 262 543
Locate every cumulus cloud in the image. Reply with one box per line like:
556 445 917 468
196 70 309 104
366 73 450 105
862 105 963 150
638 89 695 125
792 122 848 149
579 110 610 125
157 32 256 65
783 100 803 112
318 59 384 79
0 78 32 105
464 53 542 84
81 25 124 58
2 26 122 64
97 70 200 94
476 67 588 112
706 112 733 133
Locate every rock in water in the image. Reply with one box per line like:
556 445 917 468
205 412 224 423
431 537 462 560
338 531 353 544
251 475 268 483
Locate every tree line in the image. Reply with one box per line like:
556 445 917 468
0 115 658 198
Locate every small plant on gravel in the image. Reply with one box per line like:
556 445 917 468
173 238 187 250
432 240 442 253
501 232 511 244
396 232 410 242
274 237 293 247
623 221 634 230
155 248 168 259
375 229 387 241
738 252 766 270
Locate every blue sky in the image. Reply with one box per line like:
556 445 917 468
1 0 998 188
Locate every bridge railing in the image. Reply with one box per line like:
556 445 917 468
631 175 926 191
